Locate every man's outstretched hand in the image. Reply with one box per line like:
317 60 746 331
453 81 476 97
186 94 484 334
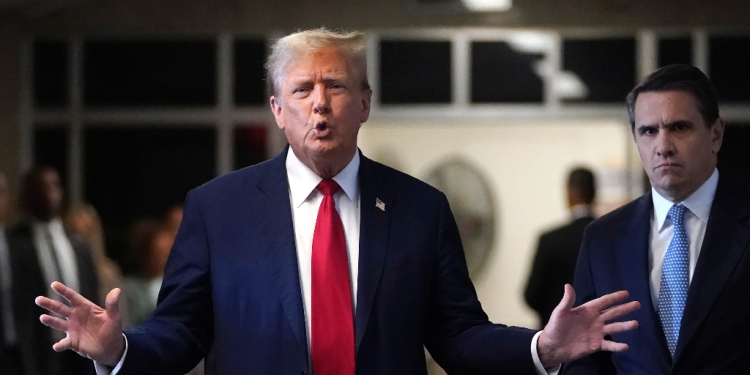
35 281 125 367
537 284 640 368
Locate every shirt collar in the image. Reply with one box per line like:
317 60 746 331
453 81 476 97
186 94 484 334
652 168 718 231
570 204 594 220
286 147 360 208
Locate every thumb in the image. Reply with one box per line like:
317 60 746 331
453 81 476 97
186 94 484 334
554 284 576 314
105 288 122 319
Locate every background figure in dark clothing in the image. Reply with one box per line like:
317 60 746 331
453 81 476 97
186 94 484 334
0 170 24 375
525 167 597 327
7 166 99 375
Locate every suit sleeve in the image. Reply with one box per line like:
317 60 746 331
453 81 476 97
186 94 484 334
118 190 213 375
561 226 615 375
424 193 538 375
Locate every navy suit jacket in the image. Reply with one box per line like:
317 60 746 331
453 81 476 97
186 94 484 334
119 149 538 375
564 175 750 374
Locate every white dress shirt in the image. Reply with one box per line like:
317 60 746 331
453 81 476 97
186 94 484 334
286 147 361 357
101 149 555 374
649 169 719 307
32 218 80 298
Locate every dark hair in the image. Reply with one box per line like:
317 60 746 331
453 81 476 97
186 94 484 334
568 167 596 204
626 64 719 132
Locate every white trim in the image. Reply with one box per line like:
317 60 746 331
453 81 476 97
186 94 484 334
216 32 234 176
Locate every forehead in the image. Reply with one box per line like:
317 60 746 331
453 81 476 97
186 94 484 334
634 90 703 124
284 48 353 80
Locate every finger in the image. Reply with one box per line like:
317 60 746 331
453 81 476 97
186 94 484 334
603 320 639 336
600 340 629 352
51 281 88 306
551 284 576 316
39 314 69 332
35 296 73 317
584 290 630 311
105 288 122 319
601 300 641 322
52 337 72 352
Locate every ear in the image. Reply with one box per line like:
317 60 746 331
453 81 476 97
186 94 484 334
710 118 725 154
359 88 372 124
270 96 284 130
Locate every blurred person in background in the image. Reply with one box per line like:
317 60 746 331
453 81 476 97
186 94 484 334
65 202 127 324
0 171 23 375
162 204 183 238
525 167 597 328
8 165 99 375
122 220 173 327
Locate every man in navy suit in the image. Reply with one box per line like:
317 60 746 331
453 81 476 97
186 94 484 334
564 64 750 374
35 28 639 375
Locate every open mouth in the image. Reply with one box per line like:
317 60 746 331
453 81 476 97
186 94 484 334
313 121 331 137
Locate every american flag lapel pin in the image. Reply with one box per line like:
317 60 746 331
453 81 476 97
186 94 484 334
375 198 386 211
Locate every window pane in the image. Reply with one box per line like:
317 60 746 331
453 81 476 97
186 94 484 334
471 41 544 103
33 126 69 188
234 40 267 105
379 40 452 104
562 38 636 103
710 36 750 102
84 126 216 272
234 124 268 170
84 40 216 107
718 123 750 187
658 37 692 68
34 41 68 108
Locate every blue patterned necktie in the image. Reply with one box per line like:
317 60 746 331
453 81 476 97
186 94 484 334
658 204 690 358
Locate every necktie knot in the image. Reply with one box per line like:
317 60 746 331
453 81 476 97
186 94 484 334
668 204 687 229
317 179 341 196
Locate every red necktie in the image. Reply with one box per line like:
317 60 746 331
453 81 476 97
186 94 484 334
311 179 355 375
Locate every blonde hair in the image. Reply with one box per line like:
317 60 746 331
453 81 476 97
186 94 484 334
266 28 370 97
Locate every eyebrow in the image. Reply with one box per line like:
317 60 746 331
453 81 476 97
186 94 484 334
637 120 693 130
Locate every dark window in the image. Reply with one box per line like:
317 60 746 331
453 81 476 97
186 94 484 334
84 40 216 107
471 41 544 103
718 123 750 188
234 40 267 105
379 40 452 104
562 38 636 103
658 37 692 67
84 126 216 273
33 41 68 108
33 126 69 189
234 124 268 170
710 36 750 102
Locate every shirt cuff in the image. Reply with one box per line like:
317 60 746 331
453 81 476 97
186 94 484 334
94 333 129 375
531 331 561 375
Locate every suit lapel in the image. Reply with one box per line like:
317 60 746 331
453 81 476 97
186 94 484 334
256 150 309 360
615 193 672 361
355 154 392 353
675 177 750 362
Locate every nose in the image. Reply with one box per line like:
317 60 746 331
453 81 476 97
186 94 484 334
655 131 675 157
312 84 330 114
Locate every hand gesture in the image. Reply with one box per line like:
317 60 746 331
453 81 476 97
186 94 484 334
537 284 640 368
35 281 126 367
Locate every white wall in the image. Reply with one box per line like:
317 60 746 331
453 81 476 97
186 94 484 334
357 117 636 373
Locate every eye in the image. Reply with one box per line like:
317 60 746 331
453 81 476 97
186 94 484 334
639 126 657 136
674 123 688 131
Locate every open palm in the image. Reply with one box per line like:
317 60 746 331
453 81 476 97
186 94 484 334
537 284 640 368
36 281 126 367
